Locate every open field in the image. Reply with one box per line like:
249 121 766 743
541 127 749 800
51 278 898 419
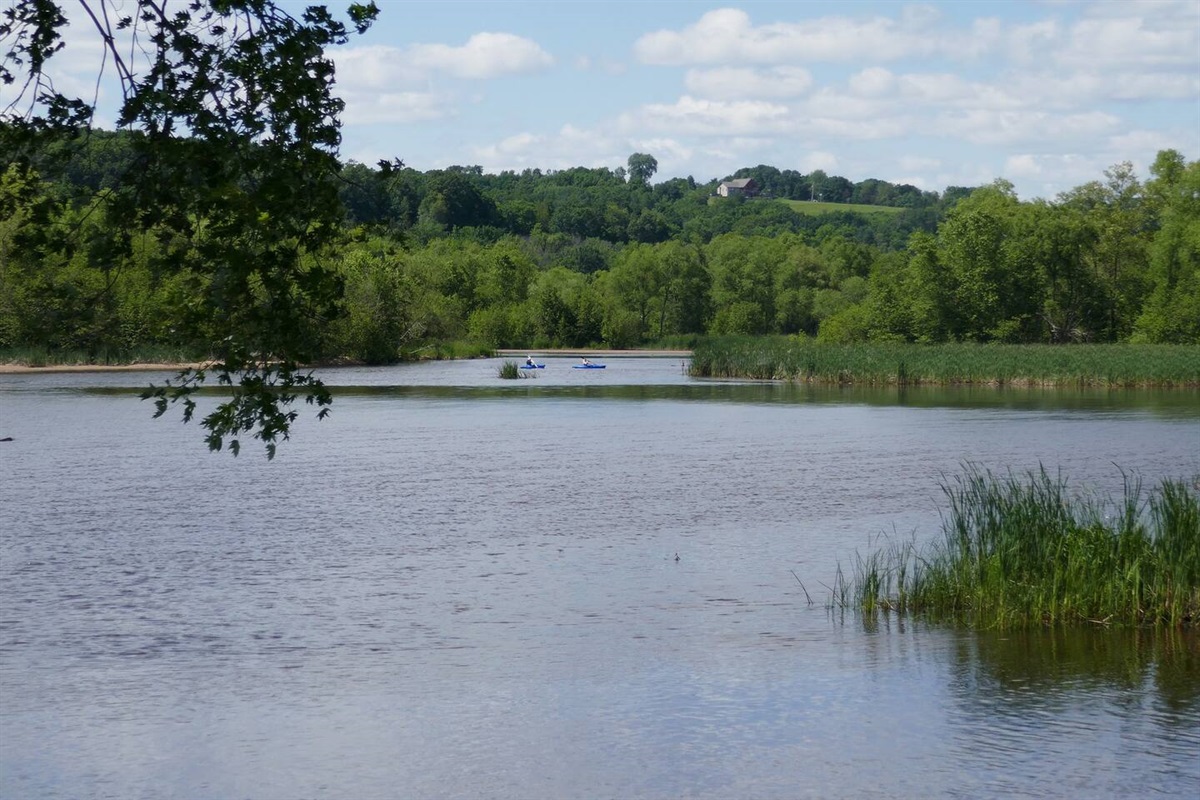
778 199 906 216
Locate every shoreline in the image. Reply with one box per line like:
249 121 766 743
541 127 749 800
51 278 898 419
0 362 213 375
0 350 693 375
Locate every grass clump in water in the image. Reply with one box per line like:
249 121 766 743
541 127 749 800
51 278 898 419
497 360 536 380
847 466 1200 628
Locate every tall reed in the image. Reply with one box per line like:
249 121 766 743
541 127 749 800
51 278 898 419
850 467 1200 628
690 336 1200 387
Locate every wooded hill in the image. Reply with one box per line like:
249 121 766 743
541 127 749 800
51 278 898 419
3 133 1198 363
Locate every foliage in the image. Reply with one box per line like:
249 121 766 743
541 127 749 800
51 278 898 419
2 53 1199 419
845 466 1200 628
2 0 379 457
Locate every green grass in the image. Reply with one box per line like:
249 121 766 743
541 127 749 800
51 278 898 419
779 199 905 216
689 336 1200 388
0 345 210 367
497 360 539 380
842 466 1200 628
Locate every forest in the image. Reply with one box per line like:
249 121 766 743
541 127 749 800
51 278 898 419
2 131 1198 366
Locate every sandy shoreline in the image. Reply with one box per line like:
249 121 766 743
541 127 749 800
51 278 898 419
0 350 692 374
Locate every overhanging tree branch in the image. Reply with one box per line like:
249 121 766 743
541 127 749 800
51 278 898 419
1 0 380 457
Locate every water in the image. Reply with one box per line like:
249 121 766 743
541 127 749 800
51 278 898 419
1 357 1198 799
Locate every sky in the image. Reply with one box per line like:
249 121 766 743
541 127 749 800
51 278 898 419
12 0 1200 200
321 0 1200 199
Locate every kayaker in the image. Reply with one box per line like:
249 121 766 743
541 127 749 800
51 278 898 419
526 355 536 366
580 356 592 365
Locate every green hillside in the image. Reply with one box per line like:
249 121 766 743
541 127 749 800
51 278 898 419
780 199 905 216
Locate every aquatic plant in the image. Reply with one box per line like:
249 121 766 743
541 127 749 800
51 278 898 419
690 336 1200 387
846 466 1200 628
497 360 521 379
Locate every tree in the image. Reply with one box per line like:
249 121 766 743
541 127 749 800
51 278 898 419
419 170 496 230
1134 153 1200 343
2 0 379 457
1056 161 1151 340
626 153 658 186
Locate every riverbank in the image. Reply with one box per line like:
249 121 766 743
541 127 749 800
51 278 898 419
690 337 1200 388
0 349 693 374
0 362 215 374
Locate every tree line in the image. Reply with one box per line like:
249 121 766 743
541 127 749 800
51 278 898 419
3 135 1197 363
3 0 1196 456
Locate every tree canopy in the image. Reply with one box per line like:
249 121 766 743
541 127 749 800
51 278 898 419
2 0 378 457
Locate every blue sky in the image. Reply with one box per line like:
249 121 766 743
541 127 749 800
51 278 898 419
14 0 1200 200
321 0 1199 199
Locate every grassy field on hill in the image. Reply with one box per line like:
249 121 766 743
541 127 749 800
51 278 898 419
779 199 906 216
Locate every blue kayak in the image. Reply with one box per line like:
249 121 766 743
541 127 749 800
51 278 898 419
520 364 545 369
572 363 606 369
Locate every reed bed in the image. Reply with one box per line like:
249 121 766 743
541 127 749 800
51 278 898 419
843 467 1200 628
0 345 209 368
689 336 1200 387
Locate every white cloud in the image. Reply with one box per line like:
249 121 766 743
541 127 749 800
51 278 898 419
1004 19 1060 64
620 95 793 136
335 46 428 88
1004 153 1043 178
469 125 628 172
335 33 552 88
798 113 915 141
633 7 949 65
1107 129 1181 155
628 138 694 164
408 32 554 79
1055 10 1200 70
331 32 553 125
685 66 813 99
340 91 455 125
848 68 896 97
937 109 1122 147
797 151 839 173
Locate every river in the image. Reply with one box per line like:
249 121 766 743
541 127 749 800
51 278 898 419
1 356 1198 799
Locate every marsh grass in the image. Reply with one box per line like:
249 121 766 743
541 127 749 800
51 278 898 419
497 360 538 379
847 467 1200 628
690 336 1200 387
0 345 208 367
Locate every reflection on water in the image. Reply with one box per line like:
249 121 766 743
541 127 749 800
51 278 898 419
959 628 1199 709
943 628 1200 798
1 360 1198 799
